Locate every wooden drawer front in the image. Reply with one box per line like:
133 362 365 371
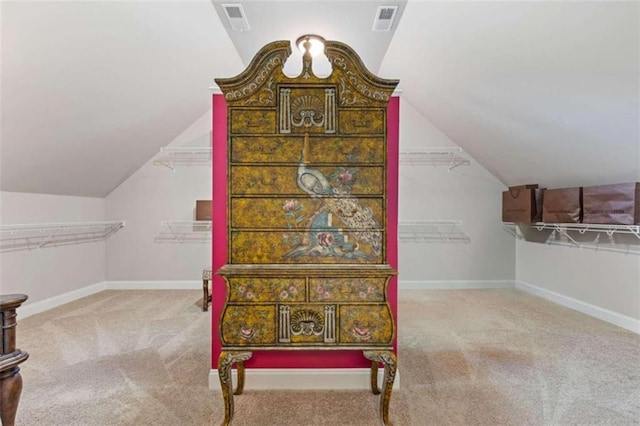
308 278 386 302
227 277 306 302
309 137 385 164
230 197 383 229
230 166 297 195
221 305 276 345
231 231 384 264
230 110 276 134
231 136 301 163
230 136 385 164
338 110 385 134
230 166 384 196
339 305 393 344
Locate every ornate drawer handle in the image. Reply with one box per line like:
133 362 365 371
290 310 324 336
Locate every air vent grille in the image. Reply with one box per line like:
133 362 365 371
222 4 250 31
373 6 398 32
226 6 243 19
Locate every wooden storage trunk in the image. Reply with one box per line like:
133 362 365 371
195 200 212 221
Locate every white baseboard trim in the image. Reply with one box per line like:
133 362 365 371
105 280 201 290
19 280 201 318
20 281 107 318
399 280 515 290
516 281 640 334
208 368 400 391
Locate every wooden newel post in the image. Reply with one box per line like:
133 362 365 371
0 294 29 426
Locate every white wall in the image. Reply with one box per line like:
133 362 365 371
3 98 634 332
0 191 106 305
516 240 640 321
105 110 212 281
398 98 515 283
104 97 516 286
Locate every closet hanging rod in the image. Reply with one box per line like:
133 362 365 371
0 221 125 233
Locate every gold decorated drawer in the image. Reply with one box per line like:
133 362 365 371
230 197 383 229
308 137 385 164
231 136 300 163
230 165 384 196
230 230 384 264
309 277 386 302
230 166 297 195
220 304 276 346
216 264 398 348
226 277 306 302
339 305 394 344
230 136 385 164
338 109 385 134
230 110 277 134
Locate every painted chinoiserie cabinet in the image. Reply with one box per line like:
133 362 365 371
214 36 399 425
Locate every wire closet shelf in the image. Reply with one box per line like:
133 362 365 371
399 220 470 243
0 221 125 252
502 222 640 254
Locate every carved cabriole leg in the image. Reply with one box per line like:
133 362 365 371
369 360 381 395
234 361 246 395
363 350 397 426
218 351 252 426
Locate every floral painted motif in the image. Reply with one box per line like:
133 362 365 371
339 305 393 344
316 232 334 247
221 305 275 345
352 324 372 340
328 167 357 193
229 278 305 302
240 325 255 340
311 284 334 301
283 199 299 212
309 278 384 302
282 199 306 250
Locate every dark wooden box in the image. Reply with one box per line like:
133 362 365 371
195 200 212 221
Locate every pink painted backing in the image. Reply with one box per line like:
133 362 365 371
211 94 400 368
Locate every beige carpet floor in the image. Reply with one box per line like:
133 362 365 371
13 289 640 425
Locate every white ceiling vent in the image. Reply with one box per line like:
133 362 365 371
222 4 250 31
372 6 398 32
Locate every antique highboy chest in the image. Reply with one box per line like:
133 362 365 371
214 36 399 425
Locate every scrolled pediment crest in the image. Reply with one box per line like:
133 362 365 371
325 41 398 106
215 41 292 105
214 39 398 107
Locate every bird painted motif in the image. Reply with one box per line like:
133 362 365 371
284 133 382 260
296 133 332 198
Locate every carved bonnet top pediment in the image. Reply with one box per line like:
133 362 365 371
215 38 399 107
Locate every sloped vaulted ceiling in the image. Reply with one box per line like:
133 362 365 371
1 1 243 197
1 1 638 198
380 1 639 187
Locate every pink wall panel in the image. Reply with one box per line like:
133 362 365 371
211 94 400 369
211 94 228 367
387 96 400 354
